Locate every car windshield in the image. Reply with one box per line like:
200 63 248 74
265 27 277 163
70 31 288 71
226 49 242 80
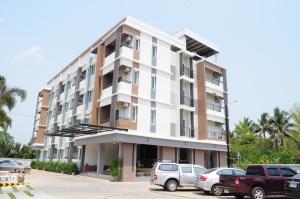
203 168 218 174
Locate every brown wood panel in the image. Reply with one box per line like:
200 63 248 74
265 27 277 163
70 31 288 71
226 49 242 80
91 44 105 125
196 62 208 139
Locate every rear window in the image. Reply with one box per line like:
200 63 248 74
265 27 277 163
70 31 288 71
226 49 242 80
234 170 246 176
194 167 206 175
280 168 296 177
203 168 218 174
246 166 265 176
158 164 178 171
217 169 234 175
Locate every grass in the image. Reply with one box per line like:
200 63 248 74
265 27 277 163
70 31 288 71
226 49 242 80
7 192 16 199
24 190 34 197
12 186 18 192
25 184 34 191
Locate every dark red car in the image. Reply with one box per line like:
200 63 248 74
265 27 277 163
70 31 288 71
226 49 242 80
219 165 297 199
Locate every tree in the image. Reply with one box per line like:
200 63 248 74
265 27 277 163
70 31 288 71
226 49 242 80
0 75 26 130
254 113 272 140
0 130 14 157
269 107 294 151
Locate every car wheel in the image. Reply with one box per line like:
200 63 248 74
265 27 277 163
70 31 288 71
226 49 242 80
166 180 178 192
250 187 265 199
211 184 223 196
235 194 245 199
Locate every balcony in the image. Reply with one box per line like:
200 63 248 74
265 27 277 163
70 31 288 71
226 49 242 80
180 127 194 138
207 130 225 141
207 103 222 112
104 45 133 67
180 95 194 107
205 75 224 97
181 65 193 78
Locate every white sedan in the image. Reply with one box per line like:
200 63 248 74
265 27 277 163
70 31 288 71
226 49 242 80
194 168 245 196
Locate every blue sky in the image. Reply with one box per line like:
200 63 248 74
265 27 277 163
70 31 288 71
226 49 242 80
0 0 299 144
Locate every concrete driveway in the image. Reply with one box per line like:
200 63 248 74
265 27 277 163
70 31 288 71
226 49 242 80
0 170 287 199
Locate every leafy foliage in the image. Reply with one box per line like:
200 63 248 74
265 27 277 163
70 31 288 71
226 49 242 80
0 75 26 130
231 106 300 168
30 161 78 175
111 157 122 181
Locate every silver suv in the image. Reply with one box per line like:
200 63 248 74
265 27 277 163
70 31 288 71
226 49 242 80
150 162 207 191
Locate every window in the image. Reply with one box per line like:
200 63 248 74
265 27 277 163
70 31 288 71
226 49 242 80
280 168 296 177
158 164 178 171
134 38 140 51
217 169 234 176
89 64 95 75
267 168 280 176
151 109 156 125
131 106 138 122
181 166 192 173
86 90 93 103
246 166 265 176
151 76 156 90
152 45 157 58
133 71 139 85
194 167 206 175
234 170 246 176
64 102 69 111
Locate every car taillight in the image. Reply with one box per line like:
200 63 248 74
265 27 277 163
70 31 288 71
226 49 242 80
199 176 207 181
154 174 157 180
235 176 240 188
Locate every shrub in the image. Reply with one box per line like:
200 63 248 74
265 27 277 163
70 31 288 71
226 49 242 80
30 161 78 175
111 157 122 181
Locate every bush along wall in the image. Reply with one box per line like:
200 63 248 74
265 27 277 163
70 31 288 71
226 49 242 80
31 161 78 175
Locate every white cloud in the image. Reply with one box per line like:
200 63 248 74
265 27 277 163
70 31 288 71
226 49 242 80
14 46 45 61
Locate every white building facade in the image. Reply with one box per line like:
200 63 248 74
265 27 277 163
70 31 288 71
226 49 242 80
32 17 229 181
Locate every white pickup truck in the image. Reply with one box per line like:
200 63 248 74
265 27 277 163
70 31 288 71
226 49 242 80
150 162 207 191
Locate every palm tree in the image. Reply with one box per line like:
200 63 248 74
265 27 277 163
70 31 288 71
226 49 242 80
269 107 294 151
254 113 272 140
0 75 26 130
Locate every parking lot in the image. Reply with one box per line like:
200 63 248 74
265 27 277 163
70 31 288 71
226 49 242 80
0 170 287 199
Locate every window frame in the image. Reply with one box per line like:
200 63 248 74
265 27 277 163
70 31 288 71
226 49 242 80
151 76 157 91
131 106 138 122
152 45 157 59
150 109 156 125
267 168 281 177
133 70 139 85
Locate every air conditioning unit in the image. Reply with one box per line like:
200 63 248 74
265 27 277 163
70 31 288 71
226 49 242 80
124 35 132 45
215 96 221 103
124 67 130 73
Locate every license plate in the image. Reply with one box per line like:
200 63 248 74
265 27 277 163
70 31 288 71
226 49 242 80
224 189 229 193
289 182 297 188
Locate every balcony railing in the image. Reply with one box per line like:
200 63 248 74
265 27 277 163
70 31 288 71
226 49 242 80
208 130 225 140
206 75 222 86
181 65 193 78
181 128 194 138
115 115 130 121
207 103 222 112
180 94 194 107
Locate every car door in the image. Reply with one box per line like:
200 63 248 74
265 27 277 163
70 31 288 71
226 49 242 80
180 165 194 186
266 167 283 193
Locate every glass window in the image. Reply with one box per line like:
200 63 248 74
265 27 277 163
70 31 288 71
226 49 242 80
131 106 138 122
280 168 296 177
203 168 218 174
217 169 234 176
267 168 280 176
158 164 178 171
151 110 156 125
133 71 139 85
234 170 246 176
151 76 156 90
246 166 265 176
194 167 206 175
182 166 192 173
134 39 140 51
152 45 157 58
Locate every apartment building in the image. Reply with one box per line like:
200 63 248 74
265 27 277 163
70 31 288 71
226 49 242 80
32 16 229 181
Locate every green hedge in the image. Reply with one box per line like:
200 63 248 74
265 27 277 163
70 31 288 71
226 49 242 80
31 161 78 175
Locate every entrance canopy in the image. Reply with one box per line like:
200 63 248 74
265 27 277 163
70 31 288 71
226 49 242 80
45 123 128 138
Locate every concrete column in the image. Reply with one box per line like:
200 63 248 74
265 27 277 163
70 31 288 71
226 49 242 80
121 143 136 181
219 151 227 167
80 145 86 172
157 146 161 161
176 148 180 163
97 144 105 174
194 149 205 166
